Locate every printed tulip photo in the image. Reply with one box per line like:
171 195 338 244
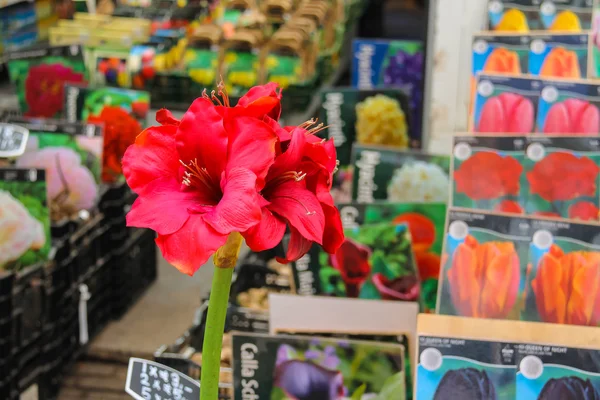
0 169 51 271
518 363 600 400
318 223 420 303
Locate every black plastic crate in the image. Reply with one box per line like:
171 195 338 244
11 263 46 352
12 337 43 398
0 272 14 320
70 213 105 283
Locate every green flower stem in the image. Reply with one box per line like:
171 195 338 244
200 232 243 400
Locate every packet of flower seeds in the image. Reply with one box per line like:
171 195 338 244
6 44 87 118
336 202 446 312
436 209 533 320
521 216 600 326
537 77 600 134
472 74 542 133
291 222 421 307
351 145 450 204
0 167 51 271
232 333 406 400
488 0 594 32
451 135 527 214
515 324 600 399
416 314 523 400
7 117 103 222
63 84 150 183
522 136 600 221
92 47 132 88
351 38 425 142
528 33 591 78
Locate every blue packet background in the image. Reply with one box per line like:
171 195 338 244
351 39 424 144
529 33 590 77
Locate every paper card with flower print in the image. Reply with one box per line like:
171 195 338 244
232 333 406 400
291 222 421 305
487 0 594 32
351 145 450 204
63 85 150 183
7 117 103 223
336 202 446 312
452 135 600 222
6 44 87 118
0 168 51 272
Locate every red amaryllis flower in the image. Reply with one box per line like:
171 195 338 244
454 152 523 200
24 64 86 117
569 201 600 221
241 119 344 262
494 199 524 214
328 238 371 297
527 152 599 202
372 273 420 301
87 106 142 183
122 89 279 275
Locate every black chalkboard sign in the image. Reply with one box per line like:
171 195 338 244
125 358 200 400
0 123 28 158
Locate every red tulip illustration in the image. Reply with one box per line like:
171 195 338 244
569 201 600 221
329 238 371 297
477 93 534 133
372 273 420 301
494 199 524 214
393 212 440 280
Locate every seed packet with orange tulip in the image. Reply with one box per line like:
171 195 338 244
472 74 541 133
522 136 600 221
522 217 600 327
6 44 87 118
452 135 526 215
63 84 150 183
291 222 422 308
528 33 590 79
537 77 600 134
337 202 447 312
437 209 532 320
351 145 450 204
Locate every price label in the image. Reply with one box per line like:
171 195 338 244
125 358 199 400
0 123 28 158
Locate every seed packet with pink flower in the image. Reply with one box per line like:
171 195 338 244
63 85 150 183
6 45 87 118
291 222 421 307
0 168 51 271
8 117 103 222
231 333 406 400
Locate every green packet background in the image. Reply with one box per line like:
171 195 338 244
232 333 406 400
351 145 450 203
0 168 51 271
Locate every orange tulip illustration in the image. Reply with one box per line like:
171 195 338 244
483 48 522 75
532 246 600 326
447 235 520 318
540 47 581 79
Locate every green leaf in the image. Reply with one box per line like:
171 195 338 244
359 281 381 300
351 384 367 400
375 372 406 400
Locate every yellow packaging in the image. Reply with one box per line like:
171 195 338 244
49 26 91 46
73 12 112 24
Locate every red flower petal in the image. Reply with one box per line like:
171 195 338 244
236 82 282 120
243 207 287 252
203 167 262 234
321 201 344 254
122 125 179 194
277 227 314 263
225 117 277 189
266 127 306 181
176 98 228 179
267 180 324 244
569 201 599 221
156 108 180 126
156 215 228 276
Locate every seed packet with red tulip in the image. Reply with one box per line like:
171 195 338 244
231 333 406 399
437 209 533 320
0 167 51 271
522 136 600 221
417 336 516 400
292 222 422 308
319 88 413 203
351 145 450 203
537 77 600 134
63 84 150 183
472 74 541 133
337 202 447 312
452 135 527 214
522 216 600 326
6 44 87 118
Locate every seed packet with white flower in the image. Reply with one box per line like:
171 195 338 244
232 333 406 400
8 117 103 222
0 168 51 271
351 145 450 204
